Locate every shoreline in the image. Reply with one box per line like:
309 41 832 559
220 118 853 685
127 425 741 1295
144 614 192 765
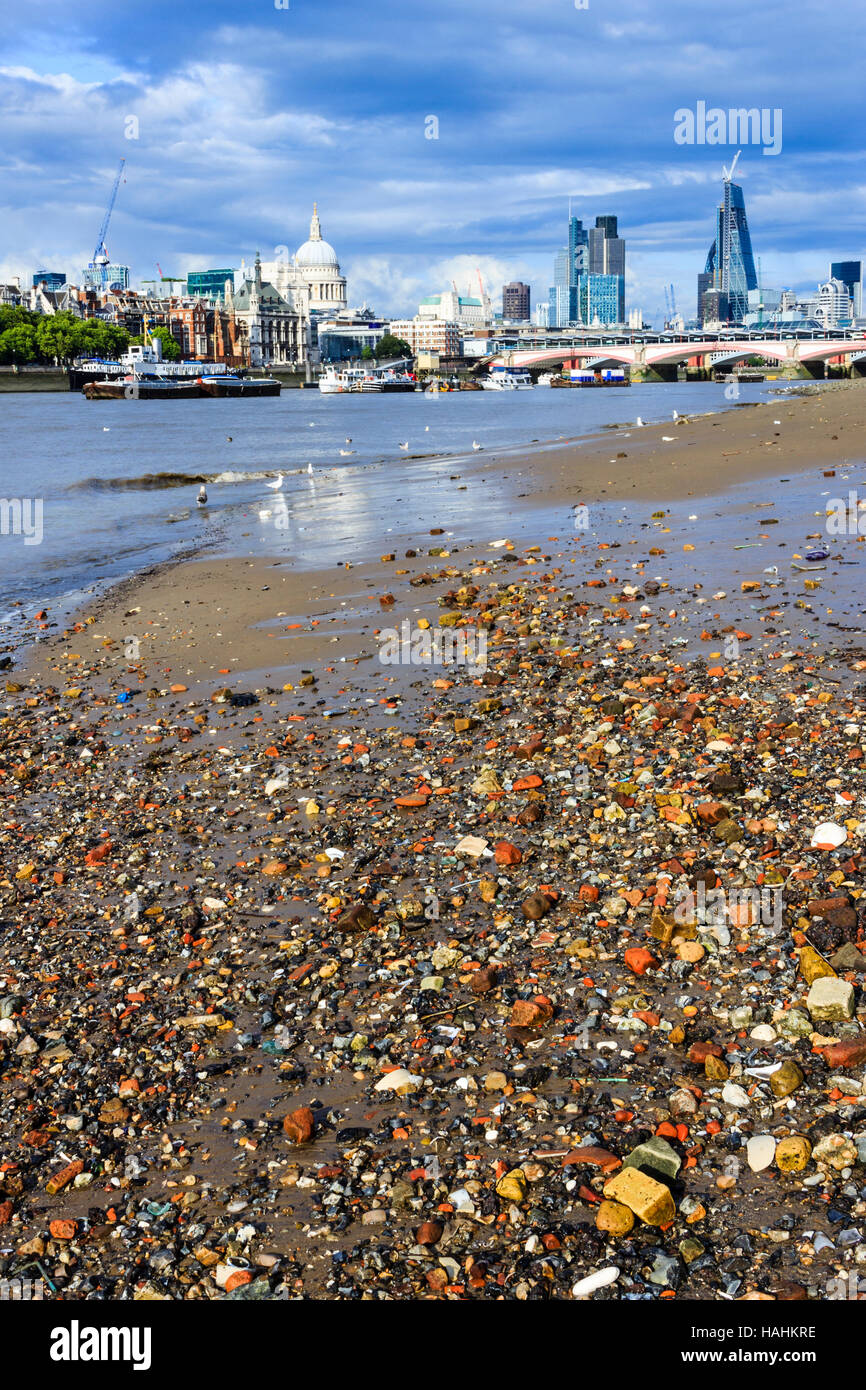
19 376 865 694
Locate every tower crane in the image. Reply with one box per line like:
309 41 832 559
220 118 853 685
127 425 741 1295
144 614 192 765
88 158 126 290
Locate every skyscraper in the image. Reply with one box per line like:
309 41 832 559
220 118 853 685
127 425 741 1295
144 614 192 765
502 281 530 320
577 273 621 326
549 207 625 326
701 158 757 325
549 244 576 326
587 215 625 321
568 215 588 283
830 261 862 316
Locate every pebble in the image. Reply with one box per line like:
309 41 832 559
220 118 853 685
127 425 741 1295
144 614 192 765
3 520 866 1303
746 1135 776 1172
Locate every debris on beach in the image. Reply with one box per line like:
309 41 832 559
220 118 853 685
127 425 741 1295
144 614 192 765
2 525 865 1304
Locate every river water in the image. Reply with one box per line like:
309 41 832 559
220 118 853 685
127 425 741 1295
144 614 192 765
0 378 784 621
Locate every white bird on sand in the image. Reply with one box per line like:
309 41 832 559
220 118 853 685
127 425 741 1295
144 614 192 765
307 462 314 474
102 426 110 432
266 473 284 490
472 440 483 450
197 485 208 506
672 410 679 421
763 565 779 576
398 441 409 450
661 435 675 442
339 448 355 456
635 416 645 427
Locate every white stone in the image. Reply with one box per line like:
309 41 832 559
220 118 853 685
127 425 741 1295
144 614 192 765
806 975 855 1021
749 1024 777 1042
746 1135 776 1172
572 1266 621 1298
810 821 847 850
722 1082 751 1107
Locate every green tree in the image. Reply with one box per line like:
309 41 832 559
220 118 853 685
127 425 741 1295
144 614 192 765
35 312 85 365
361 345 374 360
0 306 39 335
374 334 413 360
0 324 38 364
79 320 130 359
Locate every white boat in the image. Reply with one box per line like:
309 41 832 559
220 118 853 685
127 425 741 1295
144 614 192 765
481 366 534 390
538 371 557 386
317 366 368 394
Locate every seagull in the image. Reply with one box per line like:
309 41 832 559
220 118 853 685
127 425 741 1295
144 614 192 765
472 440 483 450
672 410 679 421
398 441 409 450
102 426 110 432
345 437 352 444
266 473 284 490
425 425 430 431
339 448 355 456
226 435 233 442
635 416 645 427
763 565 779 576
307 462 314 474
197 485 208 506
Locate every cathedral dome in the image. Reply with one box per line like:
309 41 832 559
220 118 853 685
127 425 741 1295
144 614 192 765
296 203 340 269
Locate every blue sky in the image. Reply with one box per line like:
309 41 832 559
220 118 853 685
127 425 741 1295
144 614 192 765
2 0 864 323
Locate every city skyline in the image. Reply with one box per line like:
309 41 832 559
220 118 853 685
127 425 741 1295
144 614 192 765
2 0 865 319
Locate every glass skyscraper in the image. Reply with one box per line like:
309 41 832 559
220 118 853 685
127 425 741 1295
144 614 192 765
588 216 625 321
549 210 625 326
830 261 862 316
702 175 757 325
577 273 621 326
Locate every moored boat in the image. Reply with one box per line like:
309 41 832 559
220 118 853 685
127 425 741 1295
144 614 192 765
481 366 534 390
198 375 281 397
318 366 368 393
83 376 202 400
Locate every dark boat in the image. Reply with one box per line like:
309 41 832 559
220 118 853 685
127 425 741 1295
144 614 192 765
197 375 281 397
83 376 202 400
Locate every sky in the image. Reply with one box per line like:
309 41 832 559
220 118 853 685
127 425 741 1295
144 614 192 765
2 0 865 324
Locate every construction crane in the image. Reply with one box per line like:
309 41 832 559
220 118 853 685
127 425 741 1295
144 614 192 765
87 158 126 290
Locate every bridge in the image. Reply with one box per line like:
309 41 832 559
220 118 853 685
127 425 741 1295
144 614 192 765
484 332 866 380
